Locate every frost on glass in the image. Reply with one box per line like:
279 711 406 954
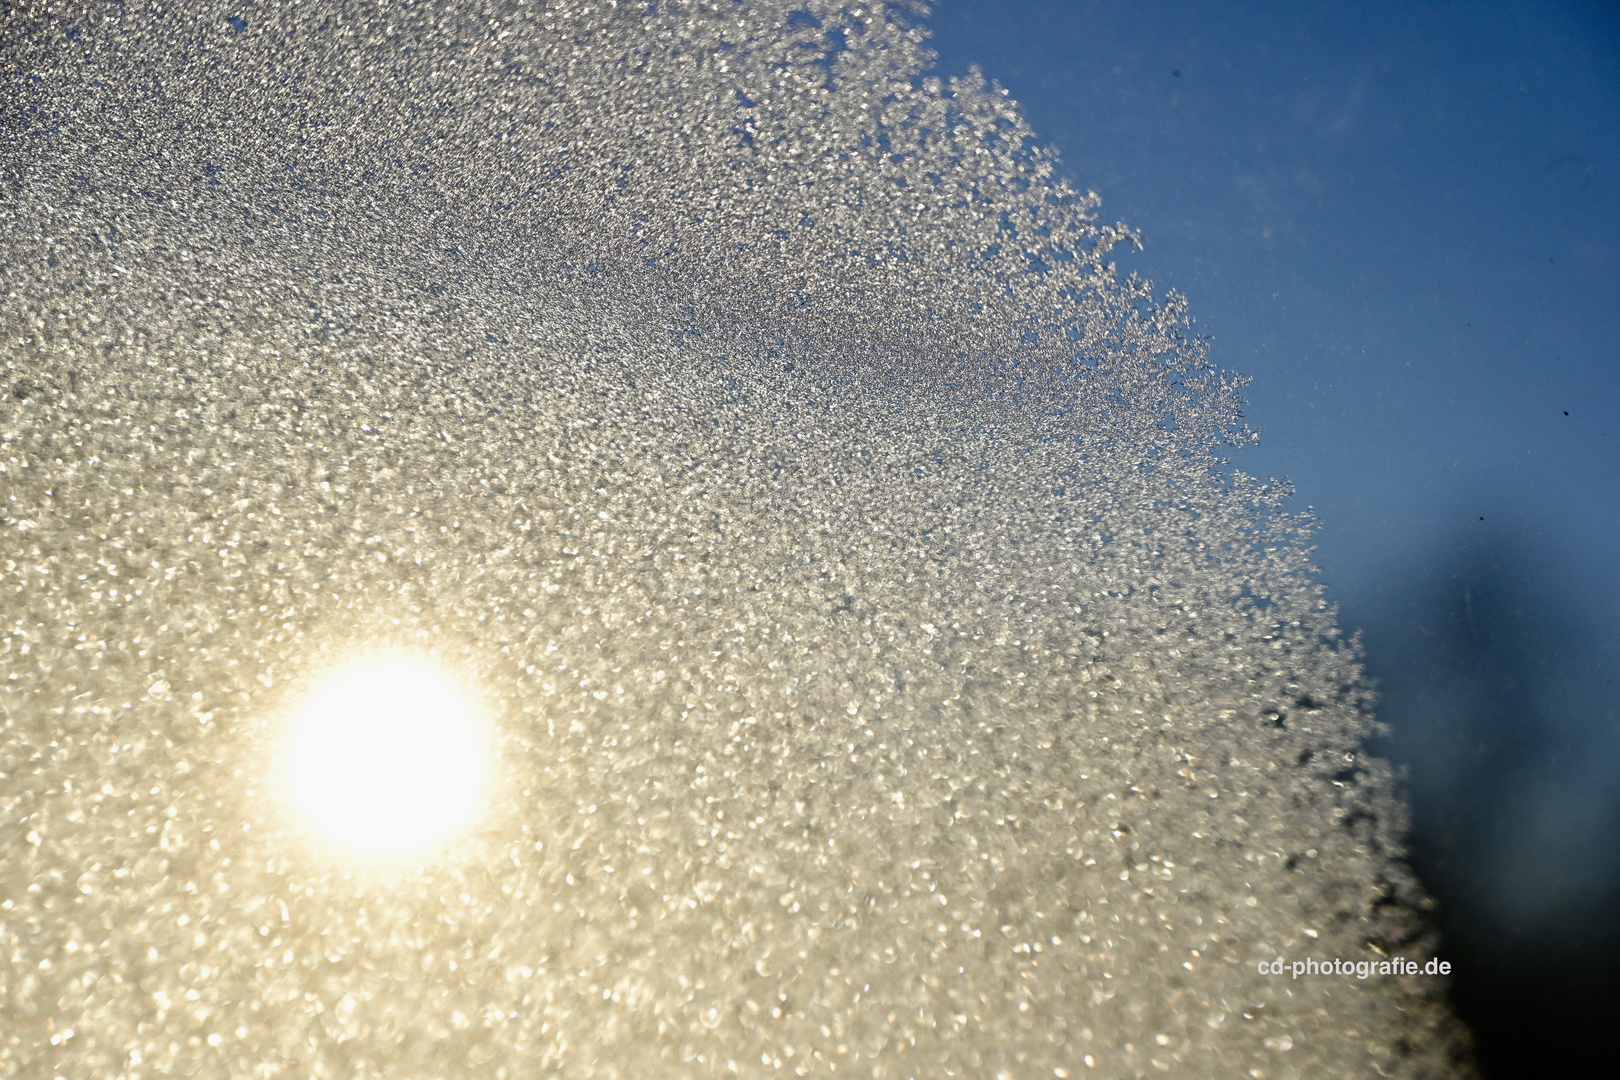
0 2 1471 1078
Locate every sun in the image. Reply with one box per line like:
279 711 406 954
283 655 491 858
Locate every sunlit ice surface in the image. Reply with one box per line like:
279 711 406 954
282 657 489 858
0 2 1475 1078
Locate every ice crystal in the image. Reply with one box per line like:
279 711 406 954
1 2 1470 1077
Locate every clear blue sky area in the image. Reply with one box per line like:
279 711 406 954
925 1 1620 1072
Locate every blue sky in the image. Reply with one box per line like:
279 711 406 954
926 1 1620 1071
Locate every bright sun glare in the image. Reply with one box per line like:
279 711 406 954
285 656 490 858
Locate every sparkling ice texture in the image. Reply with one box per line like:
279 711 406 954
1 2 1472 1078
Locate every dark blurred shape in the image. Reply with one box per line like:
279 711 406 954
1547 155 1594 192
1364 522 1620 1076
